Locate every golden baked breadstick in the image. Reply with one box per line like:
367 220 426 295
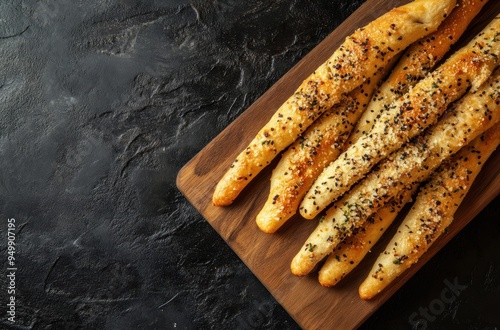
317 4 489 271
318 186 417 287
359 122 500 300
300 15 500 219
291 68 500 276
256 59 398 234
347 0 488 145
212 0 457 206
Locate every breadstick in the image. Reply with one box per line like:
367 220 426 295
212 0 457 206
318 186 417 287
347 0 488 145
256 59 397 233
291 68 500 276
316 3 487 259
300 15 500 219
359 122 500 300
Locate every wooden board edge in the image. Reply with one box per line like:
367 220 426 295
175 0 500 328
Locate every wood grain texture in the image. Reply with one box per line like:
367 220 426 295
177 1 500 329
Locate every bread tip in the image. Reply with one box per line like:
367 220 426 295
212 195 232 206
290 257 309 277
256 216 278 234
358 283 375 300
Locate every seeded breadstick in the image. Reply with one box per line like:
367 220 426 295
313 1 486 259
212 0 457 206
300 16 500 219
318 186 417 287
317 2 489 269
359 123 500 300
256 59 398 234
291 68 500 276
347 0 488 145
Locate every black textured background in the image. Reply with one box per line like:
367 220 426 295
0 1 498 329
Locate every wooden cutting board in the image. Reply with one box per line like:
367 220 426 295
177 1 500 329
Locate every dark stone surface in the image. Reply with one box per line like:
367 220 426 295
0 1 498 329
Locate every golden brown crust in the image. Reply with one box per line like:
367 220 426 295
256 61 396 234
359 122 500 300
347 0 488 144
300 15 500 219
292 67 500 276
318 186 416 287
212 0 457 206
